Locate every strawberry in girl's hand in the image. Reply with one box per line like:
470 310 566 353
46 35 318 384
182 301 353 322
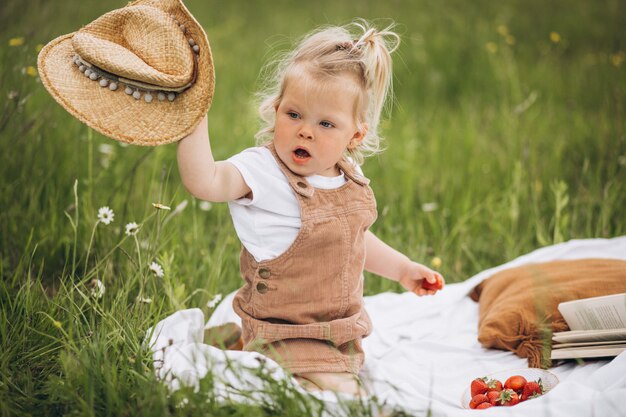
521 379 544 401
498 389 520 406
476 402 493 409
421 274 443 291
504 375 527 392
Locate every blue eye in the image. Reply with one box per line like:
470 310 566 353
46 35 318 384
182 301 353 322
287 111 299 119
320 121 334 128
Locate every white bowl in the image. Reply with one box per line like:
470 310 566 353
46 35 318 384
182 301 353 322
460 368 559 409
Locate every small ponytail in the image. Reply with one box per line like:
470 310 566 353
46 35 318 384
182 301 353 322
348 20 399 162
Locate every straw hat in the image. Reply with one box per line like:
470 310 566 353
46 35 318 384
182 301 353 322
37 0 214 146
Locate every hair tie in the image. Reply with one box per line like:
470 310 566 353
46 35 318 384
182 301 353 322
336 41 355 51
357 28 377 48
335 39 366 53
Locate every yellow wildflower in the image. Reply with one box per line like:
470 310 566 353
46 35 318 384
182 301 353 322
9 37 25 47
550 32 561 43
53 320 62 329
36 44 44 52
152 202 171 210
506 35 516 45
26 66 37 77
485 42 498 54
431 256 443 269
610 52 625 67
497 25 509 37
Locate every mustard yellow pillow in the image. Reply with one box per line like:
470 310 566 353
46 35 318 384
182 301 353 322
469 258 626 368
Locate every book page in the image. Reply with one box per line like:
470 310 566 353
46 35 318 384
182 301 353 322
552 339 626 349
557 293 626 331
550 344 626 360
552 328 626 344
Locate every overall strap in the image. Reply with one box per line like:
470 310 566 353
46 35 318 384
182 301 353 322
336 158 370 186
265 143 314 198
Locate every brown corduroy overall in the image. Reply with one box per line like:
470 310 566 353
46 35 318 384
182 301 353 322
232 143 377 375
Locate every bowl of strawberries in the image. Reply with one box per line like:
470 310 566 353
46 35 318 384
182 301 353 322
461 368 559 409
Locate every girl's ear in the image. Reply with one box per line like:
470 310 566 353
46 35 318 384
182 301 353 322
348 123 368 149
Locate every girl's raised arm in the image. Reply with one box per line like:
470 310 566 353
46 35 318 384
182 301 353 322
177 114 251 202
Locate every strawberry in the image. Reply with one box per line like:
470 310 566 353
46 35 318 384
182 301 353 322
476 402 493 409
486 390 501 406
488 379 503 392
421 274 443 291
469 394 489 409
521 379 544 401
504 375 527 392
498 389 520 406
471 377 490 397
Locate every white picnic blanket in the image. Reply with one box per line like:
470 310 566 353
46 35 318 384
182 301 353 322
147 236 626 416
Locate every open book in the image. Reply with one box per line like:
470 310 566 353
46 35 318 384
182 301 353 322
551 293 626 360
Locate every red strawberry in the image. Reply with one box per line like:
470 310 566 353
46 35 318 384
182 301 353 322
486 390 501 406
471 377 490 397
421 274 444 291
498 389 520 406
488 379 503 392
476 402 493 409
470 394 489 409
504 375 527 392
521 379 544 401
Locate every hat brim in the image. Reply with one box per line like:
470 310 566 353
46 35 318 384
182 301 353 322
37 0 214 146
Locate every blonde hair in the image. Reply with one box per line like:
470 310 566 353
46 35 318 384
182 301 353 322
254 19 400 164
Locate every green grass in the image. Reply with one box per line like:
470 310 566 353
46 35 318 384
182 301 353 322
1 0 625 415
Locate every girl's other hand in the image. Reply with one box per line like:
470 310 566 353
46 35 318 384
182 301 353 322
398 261 444 296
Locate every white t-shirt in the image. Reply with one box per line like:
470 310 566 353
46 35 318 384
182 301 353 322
227 146 364 262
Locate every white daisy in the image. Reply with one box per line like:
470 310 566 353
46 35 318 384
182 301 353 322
97 206 114 225
98 144 114 156
206 293 223 309
198 201 213 212
125 222 140 236
90 279 105 298
136 296 152 304
421 202 439 213
149 261 164 278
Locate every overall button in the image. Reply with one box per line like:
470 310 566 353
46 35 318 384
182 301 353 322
258 268 271 279
296 181 308 188
256 282 268 294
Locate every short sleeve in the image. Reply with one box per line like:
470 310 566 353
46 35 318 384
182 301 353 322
227 147 285 206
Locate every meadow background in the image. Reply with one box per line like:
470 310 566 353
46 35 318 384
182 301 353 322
1 0 625 415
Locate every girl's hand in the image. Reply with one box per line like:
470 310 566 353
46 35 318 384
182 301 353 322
398 261 444 296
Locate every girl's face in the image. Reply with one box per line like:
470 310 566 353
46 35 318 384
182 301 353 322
273 74 366 177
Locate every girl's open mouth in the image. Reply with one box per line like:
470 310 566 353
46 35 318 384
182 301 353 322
292 147 311 164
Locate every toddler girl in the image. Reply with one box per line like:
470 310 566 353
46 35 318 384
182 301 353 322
177 19 444 396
